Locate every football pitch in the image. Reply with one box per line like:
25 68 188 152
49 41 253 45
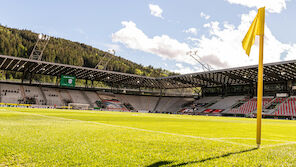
0 108 296 166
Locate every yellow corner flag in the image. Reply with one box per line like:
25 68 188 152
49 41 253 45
242 7 265 56
242 7 265 148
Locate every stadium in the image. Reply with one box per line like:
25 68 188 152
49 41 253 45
1 1 296 167
1 43 296 166
0 54 296 118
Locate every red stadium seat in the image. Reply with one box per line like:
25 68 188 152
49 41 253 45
212 109 224 113
275 97 296 116
203 109 213 113
229 98 272 114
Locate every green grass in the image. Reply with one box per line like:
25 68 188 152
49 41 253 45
0 107 296 166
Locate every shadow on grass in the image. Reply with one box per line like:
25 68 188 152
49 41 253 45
146 147 258 167
146 161 174 167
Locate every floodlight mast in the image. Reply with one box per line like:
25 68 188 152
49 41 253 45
186 50 213 72
29 34 50 61
95 49 115 70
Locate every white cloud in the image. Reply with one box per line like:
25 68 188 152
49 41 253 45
112 21 194 64
184 28 198 35
285 44 296 60
226 0 287 13
190 10 295 69
149 4 163 18
174 63 198 74
112 8 296 73
200 12 210 20
176 63 183 68
187 37 199 41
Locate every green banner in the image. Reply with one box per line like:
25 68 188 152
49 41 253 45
60 75 76 87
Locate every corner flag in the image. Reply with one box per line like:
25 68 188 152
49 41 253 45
242 7 265 148
242 7 265 56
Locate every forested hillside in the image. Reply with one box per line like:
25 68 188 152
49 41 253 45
0 25 176 80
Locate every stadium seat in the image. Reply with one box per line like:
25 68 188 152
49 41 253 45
229 98 272 114
203 109 213 113
212 109 224 113
274 97 296 116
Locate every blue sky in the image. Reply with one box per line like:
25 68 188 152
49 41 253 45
0 0 296 73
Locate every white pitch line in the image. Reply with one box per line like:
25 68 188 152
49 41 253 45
261 142 296 148
8 110 252 147
217 137 295 143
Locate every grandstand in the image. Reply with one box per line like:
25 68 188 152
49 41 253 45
274 97 296 116
0 54 296 119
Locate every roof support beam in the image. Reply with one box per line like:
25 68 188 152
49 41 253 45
94 73 109 81
11 60 22 71
5 59 14 70
169 77 201 87
194 74 221 85
221 72 253 84
0 58 7 69
51 66 67 76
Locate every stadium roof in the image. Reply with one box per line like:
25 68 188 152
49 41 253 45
161 60 296 87
0 54 295 89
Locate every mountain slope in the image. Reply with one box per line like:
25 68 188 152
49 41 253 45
0 25 176 78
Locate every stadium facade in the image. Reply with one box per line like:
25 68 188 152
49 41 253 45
0 54 295 119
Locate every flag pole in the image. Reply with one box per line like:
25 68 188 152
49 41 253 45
256 34 264 148
241 7 265 148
